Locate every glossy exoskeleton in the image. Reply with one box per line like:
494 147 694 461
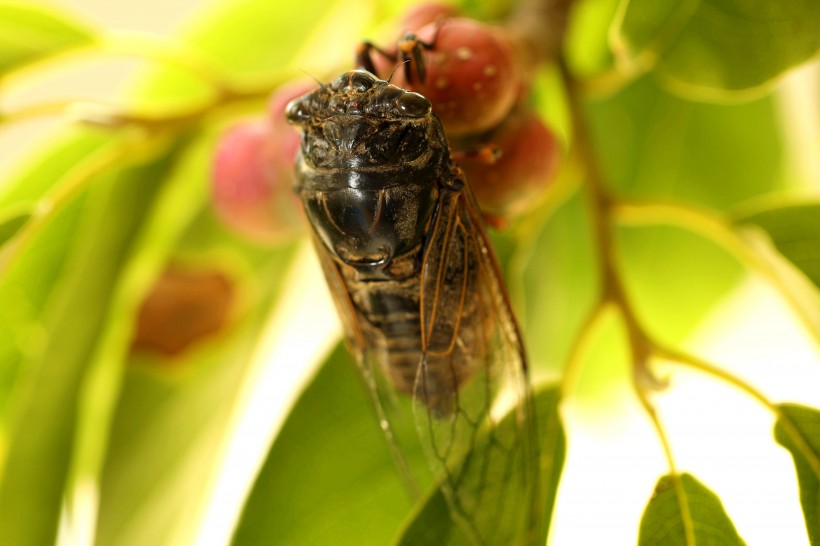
286 70 540 545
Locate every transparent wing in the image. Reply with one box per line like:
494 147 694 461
309 233 422 494
415 175 541 545
311 232 367 355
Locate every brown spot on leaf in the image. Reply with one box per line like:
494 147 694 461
131 266 234 357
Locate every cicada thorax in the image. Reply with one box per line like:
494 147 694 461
287 70 481 414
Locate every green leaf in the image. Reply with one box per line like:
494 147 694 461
95 245 298 546
513 191 598 374
639 473 746 545
735 200 820 289
583 74 785 343
0 129 111 206
618 223 745 344
614 0 820 97
0 1 95 77
0 139 183 546
774 404 820 545
0 130 122 546
565 0 621 77
589 75 784 208
396 386 565 546
0 131 110 419
81 93 304 546
730 201 820 343
232 343 429 546
0 207 31 248
396 490 471 546
515 72 781 369
734 223 820 344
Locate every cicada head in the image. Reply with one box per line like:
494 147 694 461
286 70 449 179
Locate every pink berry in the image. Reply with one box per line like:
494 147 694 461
211 118 303 244
211 80 317 243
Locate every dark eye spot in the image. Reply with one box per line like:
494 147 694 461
397 92 431 118
285 99 310 125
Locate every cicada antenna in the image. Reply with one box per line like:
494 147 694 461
298 69 324 88
387 59 410 84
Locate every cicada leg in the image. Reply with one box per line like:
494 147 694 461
357 19 446 84
355 41 397 76
396 16 446 85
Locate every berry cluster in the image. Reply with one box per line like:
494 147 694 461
211 3 560 241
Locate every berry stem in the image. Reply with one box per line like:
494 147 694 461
507 0 575 65
558 55 659 388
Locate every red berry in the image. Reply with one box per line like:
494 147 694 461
393 18 522 136
459 110 560 219
131 267 234 357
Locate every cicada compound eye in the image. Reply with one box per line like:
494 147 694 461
285 99 310 125
396 91 431 118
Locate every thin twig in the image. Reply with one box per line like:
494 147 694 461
633 382 696 546
560 50 697 542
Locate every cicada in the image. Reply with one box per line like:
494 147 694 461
286 70 541 545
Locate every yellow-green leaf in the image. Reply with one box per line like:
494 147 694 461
614 0 820 98
639 473 746 545
0 1 95 77
775 404 820 545
736 201 820 289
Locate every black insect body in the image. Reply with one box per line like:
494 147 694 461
286 70 541 545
